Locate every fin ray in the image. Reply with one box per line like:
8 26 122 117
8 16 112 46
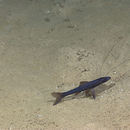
51 92 64 105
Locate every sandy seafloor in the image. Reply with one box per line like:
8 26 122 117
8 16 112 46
0 0 130 129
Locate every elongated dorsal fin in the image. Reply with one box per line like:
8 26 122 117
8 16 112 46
80 81 88 85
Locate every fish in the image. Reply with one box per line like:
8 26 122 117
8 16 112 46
51 76 111 105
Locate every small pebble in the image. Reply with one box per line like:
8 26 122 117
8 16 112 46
37 114 43 118
120 89 124 92
113 71 117 74
45 10 50 14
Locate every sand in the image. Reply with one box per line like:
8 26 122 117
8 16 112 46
0 0 130 129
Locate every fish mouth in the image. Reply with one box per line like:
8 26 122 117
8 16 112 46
106 76 111 80
102 76 111 82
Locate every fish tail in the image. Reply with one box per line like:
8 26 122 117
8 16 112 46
51 92 64 105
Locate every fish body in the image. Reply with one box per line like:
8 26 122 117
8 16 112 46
52 76 111 105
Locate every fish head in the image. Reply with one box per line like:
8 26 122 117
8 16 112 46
100 76 111 83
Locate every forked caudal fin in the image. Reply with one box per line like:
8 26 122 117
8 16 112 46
51 92 64 105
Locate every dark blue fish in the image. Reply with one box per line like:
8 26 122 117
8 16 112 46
51 76 111 105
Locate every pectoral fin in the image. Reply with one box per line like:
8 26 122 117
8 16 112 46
90 89 96 99
85 89 90 96
85 89 96 99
